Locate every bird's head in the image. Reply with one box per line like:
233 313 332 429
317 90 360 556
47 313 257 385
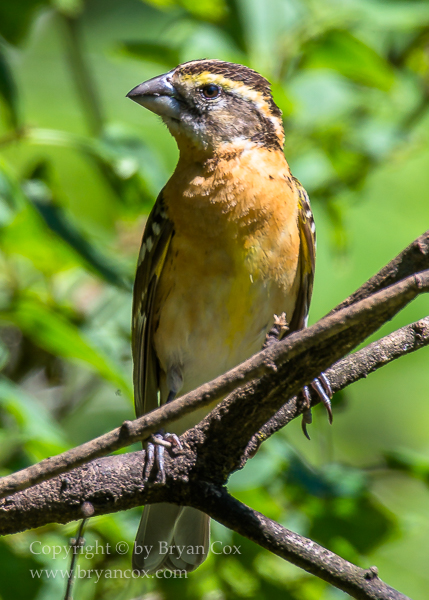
127 60 284 155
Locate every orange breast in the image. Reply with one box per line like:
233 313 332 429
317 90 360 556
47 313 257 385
152 146 301 428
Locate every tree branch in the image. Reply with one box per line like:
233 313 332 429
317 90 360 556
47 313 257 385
243 316 429 461
0 265 427 499
189 271 429 480
0 459 413 599
0 228 428 499
194 485 411 600
1 317 428 535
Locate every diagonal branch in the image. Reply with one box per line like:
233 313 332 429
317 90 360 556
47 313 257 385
0 249 428 499
0 265 427 500
194 484 412 600
189 271 429 480
1 316 428 535
243 316 429 461
0 463 413 600
0 234 427 600
330 230 429 314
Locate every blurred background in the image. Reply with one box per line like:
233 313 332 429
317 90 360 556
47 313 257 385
0 0 429 598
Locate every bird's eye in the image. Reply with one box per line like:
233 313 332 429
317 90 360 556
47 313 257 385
201 84 221 99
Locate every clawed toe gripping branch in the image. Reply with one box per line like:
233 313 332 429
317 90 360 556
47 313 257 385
144 431 182 485
1 231 429 600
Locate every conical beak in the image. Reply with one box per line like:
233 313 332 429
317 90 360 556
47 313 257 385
127 71 182 120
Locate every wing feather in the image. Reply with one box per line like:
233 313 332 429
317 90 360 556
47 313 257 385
289 178 316 332
132 191 174 417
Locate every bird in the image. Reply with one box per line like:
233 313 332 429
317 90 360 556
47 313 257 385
127 59 331 575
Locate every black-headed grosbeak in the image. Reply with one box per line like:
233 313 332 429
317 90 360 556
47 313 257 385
127 59 327 574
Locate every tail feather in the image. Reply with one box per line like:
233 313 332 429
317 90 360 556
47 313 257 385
132 503 210 574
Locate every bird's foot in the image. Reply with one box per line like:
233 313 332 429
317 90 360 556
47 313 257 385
143 430 182 485
264 313 289 348
301 372 333 440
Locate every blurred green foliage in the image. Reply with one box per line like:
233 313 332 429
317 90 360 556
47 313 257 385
0 0 429 598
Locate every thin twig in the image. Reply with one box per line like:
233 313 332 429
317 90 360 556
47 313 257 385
60 14 104 136
64 518 87 600
63 502 94 600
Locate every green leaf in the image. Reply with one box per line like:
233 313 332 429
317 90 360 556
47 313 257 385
32 199 131 289
101 124 167 197
384 448 429 482
140 0 176 8
270 82 294 117
0 376 70 461
23 160 131 290
0 339 9 372
230 449 285 491
0 0 48 46
142 0 227 20
181 0 227 21
118 41 181 67
0 204 81 274
2 298 132 399
51 0 84 17
0 539 43 600
220 0 248 54
0 159 25 227
309 495 396 556
280 455 397 557
302 30 395 91
27 127 163 210
0 47 19 129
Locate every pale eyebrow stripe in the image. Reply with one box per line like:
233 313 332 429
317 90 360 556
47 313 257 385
182 71 284 144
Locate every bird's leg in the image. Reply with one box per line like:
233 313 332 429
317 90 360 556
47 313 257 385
263 314 333 440
143 438 155 481
264 314 333 439
264 312 289 347
301 372 333 440
143 390 182 484
312 373 333 422
301 386 313 440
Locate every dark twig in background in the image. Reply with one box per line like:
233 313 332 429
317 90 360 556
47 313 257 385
64 517 87 600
